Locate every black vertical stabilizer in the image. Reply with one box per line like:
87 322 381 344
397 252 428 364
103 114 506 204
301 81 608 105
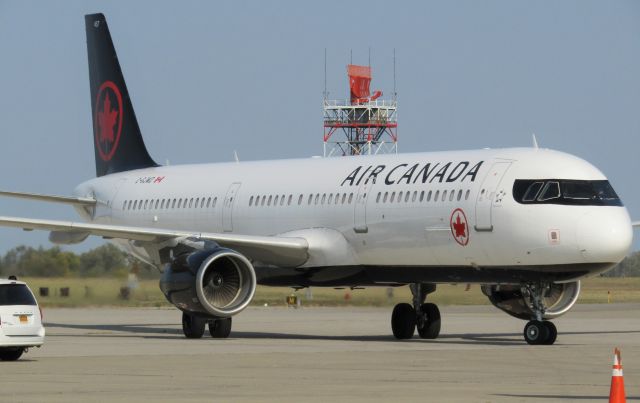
85 13 157 177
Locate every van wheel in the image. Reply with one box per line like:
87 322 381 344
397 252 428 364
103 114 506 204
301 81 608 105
0 349 24 361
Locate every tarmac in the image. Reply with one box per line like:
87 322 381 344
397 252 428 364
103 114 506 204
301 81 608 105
0 304 638 402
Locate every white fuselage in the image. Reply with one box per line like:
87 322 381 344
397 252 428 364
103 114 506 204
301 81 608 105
73 147 633 283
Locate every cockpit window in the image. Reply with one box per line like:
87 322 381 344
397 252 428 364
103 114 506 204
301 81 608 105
538 181 560 201
513 179 622 206
522 181 544 201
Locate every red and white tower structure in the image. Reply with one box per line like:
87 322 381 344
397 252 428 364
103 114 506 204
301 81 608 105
323 64 397 157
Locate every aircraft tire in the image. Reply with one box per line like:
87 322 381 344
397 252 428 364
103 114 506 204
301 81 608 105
417 303 441 339
182 312 206 339
542 321 557 345
209 318 232 338
523 320 549 345
391 303 416 339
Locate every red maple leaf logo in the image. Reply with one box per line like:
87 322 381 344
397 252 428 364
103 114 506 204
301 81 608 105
98 92 118 145
453 214 467 238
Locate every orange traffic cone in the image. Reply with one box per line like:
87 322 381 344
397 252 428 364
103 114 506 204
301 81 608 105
609 348 626 403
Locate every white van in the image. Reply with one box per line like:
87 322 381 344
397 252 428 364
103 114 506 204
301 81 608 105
0 279 45 361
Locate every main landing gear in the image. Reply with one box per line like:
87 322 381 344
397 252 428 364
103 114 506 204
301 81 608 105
391 283 441 340
522 283 558 345
182 312 232 339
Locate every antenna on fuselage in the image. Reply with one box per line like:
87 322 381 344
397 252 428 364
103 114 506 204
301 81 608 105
532 133 539 149
233 150 240 163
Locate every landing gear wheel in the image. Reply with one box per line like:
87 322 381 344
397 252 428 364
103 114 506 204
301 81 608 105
417 303 441 339
391 303 416 339
209 318 232 338
524 320 549 345
0 349 23 361
542 321 557 345
182 312 206 339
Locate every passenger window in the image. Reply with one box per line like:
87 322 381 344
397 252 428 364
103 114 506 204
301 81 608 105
171 199 176 208
329 194 334 204
427 191 432 201
281 195 285 206
249 196 253 206
465 190 470 200
383 192 388 203
274 195 279 206
298 194 303 205
341 194 346 204
376 193 381 203
457 190 462 201
419 191 424 202
288 195 292 205
188 198 193 208
308 194 313 205
412 191 417 202
398 191 403 203
405 192 410 202
442 190 447 202
348 193 353 204
390 192 396 202
434 190 440 201
449 190 455 202
267 195 272 206
206 197 211 208
155 199 160 209
321 194 326 204
538 182 560 201
144 200 148 209
213 197 218 207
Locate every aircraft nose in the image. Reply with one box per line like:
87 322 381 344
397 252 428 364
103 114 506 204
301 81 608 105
577 208 633 264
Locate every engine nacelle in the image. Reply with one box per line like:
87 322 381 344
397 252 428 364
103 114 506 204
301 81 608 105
160 247 256 318
481 281 581 320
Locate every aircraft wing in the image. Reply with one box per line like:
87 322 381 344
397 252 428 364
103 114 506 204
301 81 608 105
0 216 309 267
0 190 96 206
633 221 640 228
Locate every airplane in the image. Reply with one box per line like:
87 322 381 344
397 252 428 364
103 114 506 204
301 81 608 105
0 13 637 345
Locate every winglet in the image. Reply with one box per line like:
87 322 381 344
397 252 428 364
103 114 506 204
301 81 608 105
532 133 539 149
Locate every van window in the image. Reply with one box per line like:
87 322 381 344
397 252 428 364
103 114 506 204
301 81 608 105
0 284 36 306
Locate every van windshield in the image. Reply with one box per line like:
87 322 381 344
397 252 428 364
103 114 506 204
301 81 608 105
0 284 37 306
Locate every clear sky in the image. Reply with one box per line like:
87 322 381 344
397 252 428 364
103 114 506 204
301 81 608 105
0 0 638 253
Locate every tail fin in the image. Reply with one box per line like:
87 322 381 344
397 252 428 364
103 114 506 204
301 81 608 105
85 13 157 177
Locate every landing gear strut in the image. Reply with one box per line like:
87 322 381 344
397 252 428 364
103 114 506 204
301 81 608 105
182 312 232 339
522 283 558 345
391 284 441 340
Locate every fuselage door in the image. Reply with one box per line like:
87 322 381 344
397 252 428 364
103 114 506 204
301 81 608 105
222 182 241 232
474 161 512 232
354 181 371 234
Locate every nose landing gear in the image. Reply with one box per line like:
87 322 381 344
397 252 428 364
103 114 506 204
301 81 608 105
522 282 558 345
391 283 441 340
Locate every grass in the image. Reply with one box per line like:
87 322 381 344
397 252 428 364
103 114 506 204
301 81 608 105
18 276 640 308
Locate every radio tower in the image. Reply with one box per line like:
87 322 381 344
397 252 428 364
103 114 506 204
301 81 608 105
323 55 397 157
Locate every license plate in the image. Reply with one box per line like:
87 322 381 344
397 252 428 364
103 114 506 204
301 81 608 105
19 315 28 323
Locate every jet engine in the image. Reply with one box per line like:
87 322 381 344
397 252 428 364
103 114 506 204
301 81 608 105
160 247 256 318
481 281 580 320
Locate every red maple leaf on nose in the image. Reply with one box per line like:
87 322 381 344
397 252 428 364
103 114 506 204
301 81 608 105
98 92 118 144
453 214 466 238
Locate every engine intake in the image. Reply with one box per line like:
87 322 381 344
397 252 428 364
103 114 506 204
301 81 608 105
481 281 580 320
160 247 256 318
